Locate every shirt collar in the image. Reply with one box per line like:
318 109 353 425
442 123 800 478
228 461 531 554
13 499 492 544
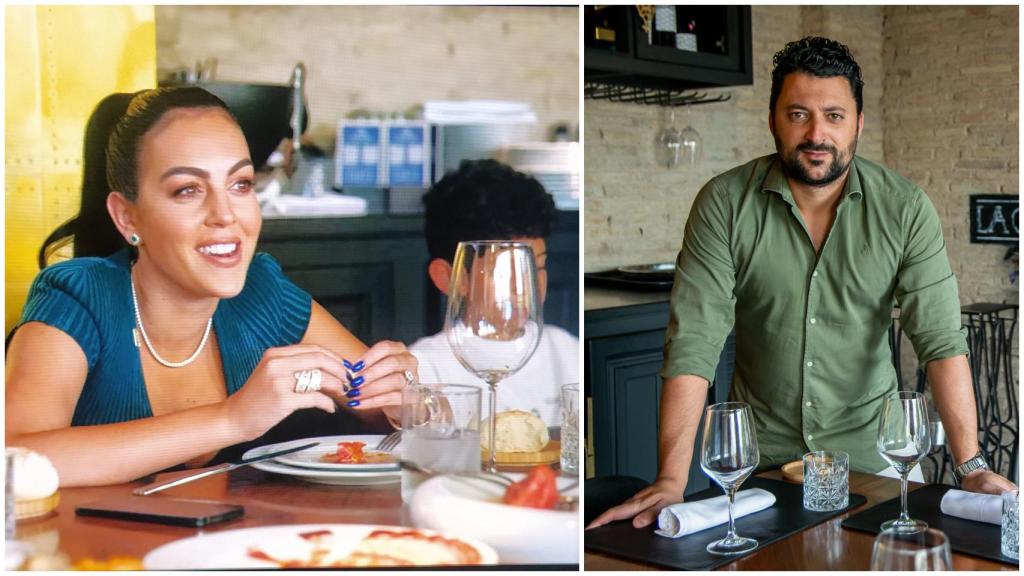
762 154 864 203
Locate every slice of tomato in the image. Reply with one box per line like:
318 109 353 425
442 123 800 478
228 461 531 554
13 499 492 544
335 441 366 464
501 465 558 509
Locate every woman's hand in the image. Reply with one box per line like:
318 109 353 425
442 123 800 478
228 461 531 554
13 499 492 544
225 344 350 440
333 340 418 423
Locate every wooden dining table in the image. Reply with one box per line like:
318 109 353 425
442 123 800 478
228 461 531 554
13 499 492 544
13 464 569 568
584 470 1015 571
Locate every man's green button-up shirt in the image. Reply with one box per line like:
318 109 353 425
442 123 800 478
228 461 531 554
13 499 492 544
661 154 968 473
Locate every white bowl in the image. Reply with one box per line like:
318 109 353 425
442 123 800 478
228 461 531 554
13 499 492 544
409 472 578 565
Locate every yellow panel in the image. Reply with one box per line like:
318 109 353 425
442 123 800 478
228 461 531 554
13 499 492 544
5 6 156 333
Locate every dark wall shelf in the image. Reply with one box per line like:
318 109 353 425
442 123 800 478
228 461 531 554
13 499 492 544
584 5 753 92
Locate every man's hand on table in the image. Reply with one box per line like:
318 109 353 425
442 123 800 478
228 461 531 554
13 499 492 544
586 477 684 530
960 469 1017 495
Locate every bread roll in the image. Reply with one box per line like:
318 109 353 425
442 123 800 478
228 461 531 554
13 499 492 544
480 410 549 453
7 447 60 519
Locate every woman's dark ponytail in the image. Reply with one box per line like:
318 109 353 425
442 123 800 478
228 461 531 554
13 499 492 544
37 87 231 269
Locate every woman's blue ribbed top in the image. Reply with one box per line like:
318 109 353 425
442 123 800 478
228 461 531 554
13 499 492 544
17 249 312 425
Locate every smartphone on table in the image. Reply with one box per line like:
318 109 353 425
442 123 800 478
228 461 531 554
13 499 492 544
76 496 244 527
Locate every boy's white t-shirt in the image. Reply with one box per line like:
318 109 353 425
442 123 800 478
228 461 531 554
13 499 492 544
409 325 579 426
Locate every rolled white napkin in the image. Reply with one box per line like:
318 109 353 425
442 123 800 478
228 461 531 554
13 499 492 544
655 488 776 538
939 489 1002 524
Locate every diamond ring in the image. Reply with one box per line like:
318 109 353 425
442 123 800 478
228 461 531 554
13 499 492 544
293 369 322 393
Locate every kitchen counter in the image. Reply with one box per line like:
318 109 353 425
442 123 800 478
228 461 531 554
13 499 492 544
584 285 671 311
584 283 733 492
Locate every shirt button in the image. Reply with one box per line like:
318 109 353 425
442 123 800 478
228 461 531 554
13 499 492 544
809 317 817 324
805 401 812 407
812 271 819 277
807 434 814 441
806 361 814 367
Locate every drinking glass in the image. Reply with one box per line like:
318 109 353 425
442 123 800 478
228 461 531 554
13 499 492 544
678 105 702 165
802 450 849 512
700 402 760 555
654 107 682 168
1003 490 1019 559
560 383 580 474
870 528 952 570
445 241 542 472
876 391 931 533
400 383 481 502
5 449 15 539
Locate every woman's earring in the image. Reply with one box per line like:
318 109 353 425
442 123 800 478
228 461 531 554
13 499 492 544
128 233 141 246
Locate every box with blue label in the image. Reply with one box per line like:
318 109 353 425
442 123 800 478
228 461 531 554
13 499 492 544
335 120 385 189
385 121 431 189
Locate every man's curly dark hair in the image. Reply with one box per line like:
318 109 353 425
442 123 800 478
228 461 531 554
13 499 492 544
770 36 864 115
423 159 556 262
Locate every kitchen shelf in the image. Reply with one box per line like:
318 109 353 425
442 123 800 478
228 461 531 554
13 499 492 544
585 5 753 92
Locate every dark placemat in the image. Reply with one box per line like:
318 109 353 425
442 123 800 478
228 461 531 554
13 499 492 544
841 483 1018 566
584 476 866 571
584 270 674 291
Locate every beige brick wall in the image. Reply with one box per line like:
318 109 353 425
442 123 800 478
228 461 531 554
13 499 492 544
155 6 579 148
883 6 1018 307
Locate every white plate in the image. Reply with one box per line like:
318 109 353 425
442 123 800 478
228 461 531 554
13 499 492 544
272 435 397 471
243 436 400 485
410 472 578 565
143 524 498 569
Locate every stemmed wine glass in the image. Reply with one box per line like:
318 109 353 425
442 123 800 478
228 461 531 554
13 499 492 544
654 107 682 168
700 402 760 555
678 104 702 165
445 241 542 472
876 390 932 533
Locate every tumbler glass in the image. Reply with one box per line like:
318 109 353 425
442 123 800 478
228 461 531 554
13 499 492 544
1003 490 1019 560
560 383 580 474
802 450 849 512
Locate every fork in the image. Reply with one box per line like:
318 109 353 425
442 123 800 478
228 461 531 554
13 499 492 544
374 430 402 452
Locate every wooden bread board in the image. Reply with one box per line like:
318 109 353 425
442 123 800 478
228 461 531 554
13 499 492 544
781 460 804 483
15 491 60 520
483 440 561 466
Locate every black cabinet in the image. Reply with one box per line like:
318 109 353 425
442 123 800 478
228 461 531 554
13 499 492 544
257 212 579 346
585 296 734 497
584 5 753 90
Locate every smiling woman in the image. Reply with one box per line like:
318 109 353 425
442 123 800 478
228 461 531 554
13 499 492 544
4 87 418 487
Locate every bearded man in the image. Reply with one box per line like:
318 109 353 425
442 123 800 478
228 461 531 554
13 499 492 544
589 36 1016 531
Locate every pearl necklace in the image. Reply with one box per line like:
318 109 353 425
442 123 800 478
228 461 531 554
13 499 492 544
130 269 212 368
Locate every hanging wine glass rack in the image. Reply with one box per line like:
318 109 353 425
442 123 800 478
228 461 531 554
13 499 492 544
584 80 731 107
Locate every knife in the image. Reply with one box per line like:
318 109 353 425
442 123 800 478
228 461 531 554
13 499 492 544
132 442 320 496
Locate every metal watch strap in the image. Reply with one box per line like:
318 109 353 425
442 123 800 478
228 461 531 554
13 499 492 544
953 451 989 486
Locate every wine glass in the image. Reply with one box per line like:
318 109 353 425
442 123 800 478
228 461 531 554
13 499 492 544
678 105 702 165
654 107 682 168
870 528 952 570
700 402 760 555
876 390 932 533
445 241 542 472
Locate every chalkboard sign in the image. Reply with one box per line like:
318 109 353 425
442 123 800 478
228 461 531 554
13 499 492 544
969 195 1018 244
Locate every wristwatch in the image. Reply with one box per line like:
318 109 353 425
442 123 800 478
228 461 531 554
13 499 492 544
953 451 989 487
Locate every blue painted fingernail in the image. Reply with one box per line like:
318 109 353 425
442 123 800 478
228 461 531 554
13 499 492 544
347 399 361 408
351 376 365 387
353 361 365 372
343 359 354 370
346 389 361 398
